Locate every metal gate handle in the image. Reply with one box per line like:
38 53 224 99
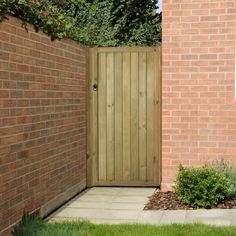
93 83 98 91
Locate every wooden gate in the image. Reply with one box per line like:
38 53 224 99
87 47 161 187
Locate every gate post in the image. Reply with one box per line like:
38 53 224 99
87 48 98 187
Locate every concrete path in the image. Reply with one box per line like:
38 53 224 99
49 187 236 226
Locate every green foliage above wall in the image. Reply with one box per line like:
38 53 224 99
0 0 162 46
0 0 80 40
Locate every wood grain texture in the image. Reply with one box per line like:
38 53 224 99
147 52 155 181
130 52 139 181
98 53 107 181
114 53 123 180
88 47 161 186
106 53 115 181
138 52 147 181
87 48 98 187
122 52 131 181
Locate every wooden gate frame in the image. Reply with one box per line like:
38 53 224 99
86 47 162 187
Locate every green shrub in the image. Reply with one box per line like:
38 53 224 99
175 165 228 208
223 169 236 198
211 160 236 198
0 0 77 40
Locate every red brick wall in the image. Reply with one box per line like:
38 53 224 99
162 1 235 190
0 16 87 235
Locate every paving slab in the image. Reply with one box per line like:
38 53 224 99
75 195 115 202
185 209 232 226
85 188 121 195
106 202 145 210
88 219 138 225
112 196 149 203
66 201 107 209
120 188 156 195
49 187 155 222
228 209 236 225
138 211 163 224
98 209 141 220
54 208 102 219
160 210 186 225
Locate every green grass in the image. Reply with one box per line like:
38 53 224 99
13 216 236 236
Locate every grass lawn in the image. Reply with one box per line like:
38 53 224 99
13 216 236 236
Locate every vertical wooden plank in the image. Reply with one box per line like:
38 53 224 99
98 53 107 181
146 52 155 181
87 48 98 187
114 53 123 180
122 52 131 180
138 52 147 181
154 47 162 185
130 52 139 180
106 53 115 181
